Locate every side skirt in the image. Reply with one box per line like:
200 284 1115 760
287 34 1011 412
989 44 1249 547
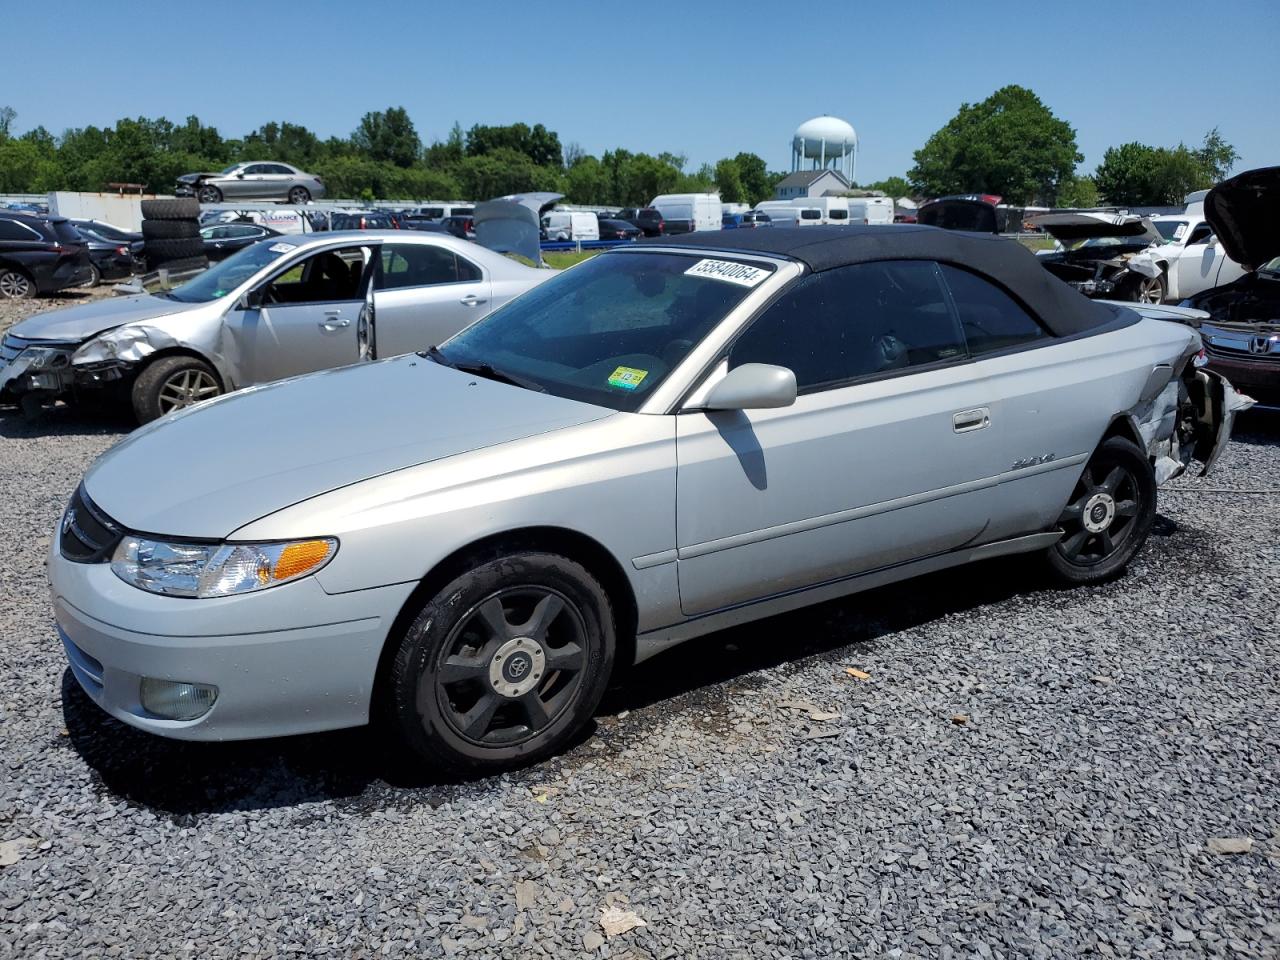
632 530 1063 664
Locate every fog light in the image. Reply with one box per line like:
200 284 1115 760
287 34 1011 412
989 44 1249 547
139 678 218 720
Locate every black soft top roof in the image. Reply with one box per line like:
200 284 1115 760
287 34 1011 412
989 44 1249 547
645 225 1126 338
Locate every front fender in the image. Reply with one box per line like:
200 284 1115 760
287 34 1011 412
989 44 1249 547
1125 253 1163 280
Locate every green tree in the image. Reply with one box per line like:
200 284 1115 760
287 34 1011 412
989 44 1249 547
352 107 421 168
242 120 321 167
733 152 771 205
908 85 1081 204
1196 127 1239 183
1094 141 1217 205
862 175 911 199
465 123 562 168
0 105 15 139
714 157 744 203
565 154 612 205
1056 175 1099 208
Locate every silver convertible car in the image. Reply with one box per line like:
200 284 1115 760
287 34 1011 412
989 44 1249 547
1 231 552 422
49 226 1248 773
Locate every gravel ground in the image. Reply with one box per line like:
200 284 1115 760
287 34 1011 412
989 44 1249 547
0 286 116 338
1 294 1277 957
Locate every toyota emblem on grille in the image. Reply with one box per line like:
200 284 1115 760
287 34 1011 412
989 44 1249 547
1250 336 1272 355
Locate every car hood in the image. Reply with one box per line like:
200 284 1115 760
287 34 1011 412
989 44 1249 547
1030 212 1160 245
83 355 614 538
1205 165 1280 271
177 172 219 184
7 293 196 343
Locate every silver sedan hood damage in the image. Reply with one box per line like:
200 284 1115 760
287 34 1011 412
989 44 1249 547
8 294 196 343
83 355 613 538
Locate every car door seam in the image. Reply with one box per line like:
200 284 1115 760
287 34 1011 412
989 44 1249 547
675 453 1088 561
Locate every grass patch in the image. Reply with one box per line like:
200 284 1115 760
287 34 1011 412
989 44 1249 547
1018 236 1056 251
542 250 601 269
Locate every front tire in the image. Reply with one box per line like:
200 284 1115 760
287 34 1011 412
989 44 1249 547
131 355 223 423
384 552 616 774
1044 437 1156 584
197 184 223 204
1123 272 1166 304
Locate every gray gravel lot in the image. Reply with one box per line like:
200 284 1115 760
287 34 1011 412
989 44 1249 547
0 294 1277 957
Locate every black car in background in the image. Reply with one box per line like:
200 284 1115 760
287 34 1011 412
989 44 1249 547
69 219 145 285
440 215 475 239
0 212 92 299
597 218 642 240
615 207 665 237
200 222 283 261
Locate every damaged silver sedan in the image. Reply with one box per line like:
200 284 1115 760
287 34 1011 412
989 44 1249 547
0 231 552 422
51 225 1248 774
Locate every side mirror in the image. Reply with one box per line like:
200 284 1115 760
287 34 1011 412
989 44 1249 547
237 288 262 310
701 363 797 411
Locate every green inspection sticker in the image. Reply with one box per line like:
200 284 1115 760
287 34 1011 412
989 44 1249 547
607 366 648 390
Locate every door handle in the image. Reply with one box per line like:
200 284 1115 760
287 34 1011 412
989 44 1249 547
952 407 990 433
319 318 350 330
460 295 487 306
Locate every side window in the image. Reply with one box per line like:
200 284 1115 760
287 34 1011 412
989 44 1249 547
730 261 965 392
0 220 40 241
1186 223 1213 245
939 264 1047 355
268 164 293 176
378 244 477 290
262 247 364 304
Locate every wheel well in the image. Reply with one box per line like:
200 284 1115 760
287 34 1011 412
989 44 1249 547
133 348 227 390
370 526 639 714
1101 414 1144 451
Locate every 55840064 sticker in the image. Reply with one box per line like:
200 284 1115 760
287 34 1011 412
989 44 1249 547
684 259 770 287
607 366 649 390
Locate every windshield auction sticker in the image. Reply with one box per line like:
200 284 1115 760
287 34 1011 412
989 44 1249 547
607 366 648 390
684 258 770 287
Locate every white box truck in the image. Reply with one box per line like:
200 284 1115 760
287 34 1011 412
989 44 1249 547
792 197 850 225
650 193 722 234
847 197 894 225
754 201 823 227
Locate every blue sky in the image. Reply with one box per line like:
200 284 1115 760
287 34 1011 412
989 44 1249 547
3 0 1277 183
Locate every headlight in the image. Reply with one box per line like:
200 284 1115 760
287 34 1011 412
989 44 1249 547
71 326 156 366
14 346 69 371
110 536 337 598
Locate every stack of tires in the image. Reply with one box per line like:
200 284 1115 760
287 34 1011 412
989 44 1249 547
139 198 206 274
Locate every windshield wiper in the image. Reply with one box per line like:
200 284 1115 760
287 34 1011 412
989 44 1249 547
421 345 545 392
455 362 546 393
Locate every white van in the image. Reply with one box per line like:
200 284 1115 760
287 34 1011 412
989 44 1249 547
792 196 850 225
206 208 314 235
408 203 475 221
541 211 600 242
847 197 894 226
650 193 722 234
754 201 823 227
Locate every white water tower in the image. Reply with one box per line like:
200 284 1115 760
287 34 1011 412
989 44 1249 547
791 116 858 182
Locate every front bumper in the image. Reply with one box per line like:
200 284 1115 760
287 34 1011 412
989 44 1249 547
49 542 417 740
1203 353 1280 408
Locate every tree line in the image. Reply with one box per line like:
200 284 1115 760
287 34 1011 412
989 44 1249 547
0 90 1241 208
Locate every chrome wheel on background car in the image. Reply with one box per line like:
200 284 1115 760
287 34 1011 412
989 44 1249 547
1045 437 1156 584
385 551 615 772
288 186 311 204
197 185 222 204
1132 275 1166 304
157 369 220 413
0 268 33 299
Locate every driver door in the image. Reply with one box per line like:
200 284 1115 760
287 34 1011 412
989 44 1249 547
1175 223 1226 297
227 244 374 386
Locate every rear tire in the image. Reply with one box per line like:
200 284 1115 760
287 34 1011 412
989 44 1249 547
383 551 616 774
81 264 101 288
140 198 200 220
287 186 311 204
130 355 223 423
1044 437 1156 584
141 219 200 240
0 267 34 299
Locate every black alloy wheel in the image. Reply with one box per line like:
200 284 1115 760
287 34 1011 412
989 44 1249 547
384 551 615 773
1045 436 1155 583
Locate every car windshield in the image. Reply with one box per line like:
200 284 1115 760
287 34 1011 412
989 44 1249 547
1154 220 1189 244
1070 235 1151 250
1259 256 1280 277
218 164 241 176
164 240 293 303
436 251 774 412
